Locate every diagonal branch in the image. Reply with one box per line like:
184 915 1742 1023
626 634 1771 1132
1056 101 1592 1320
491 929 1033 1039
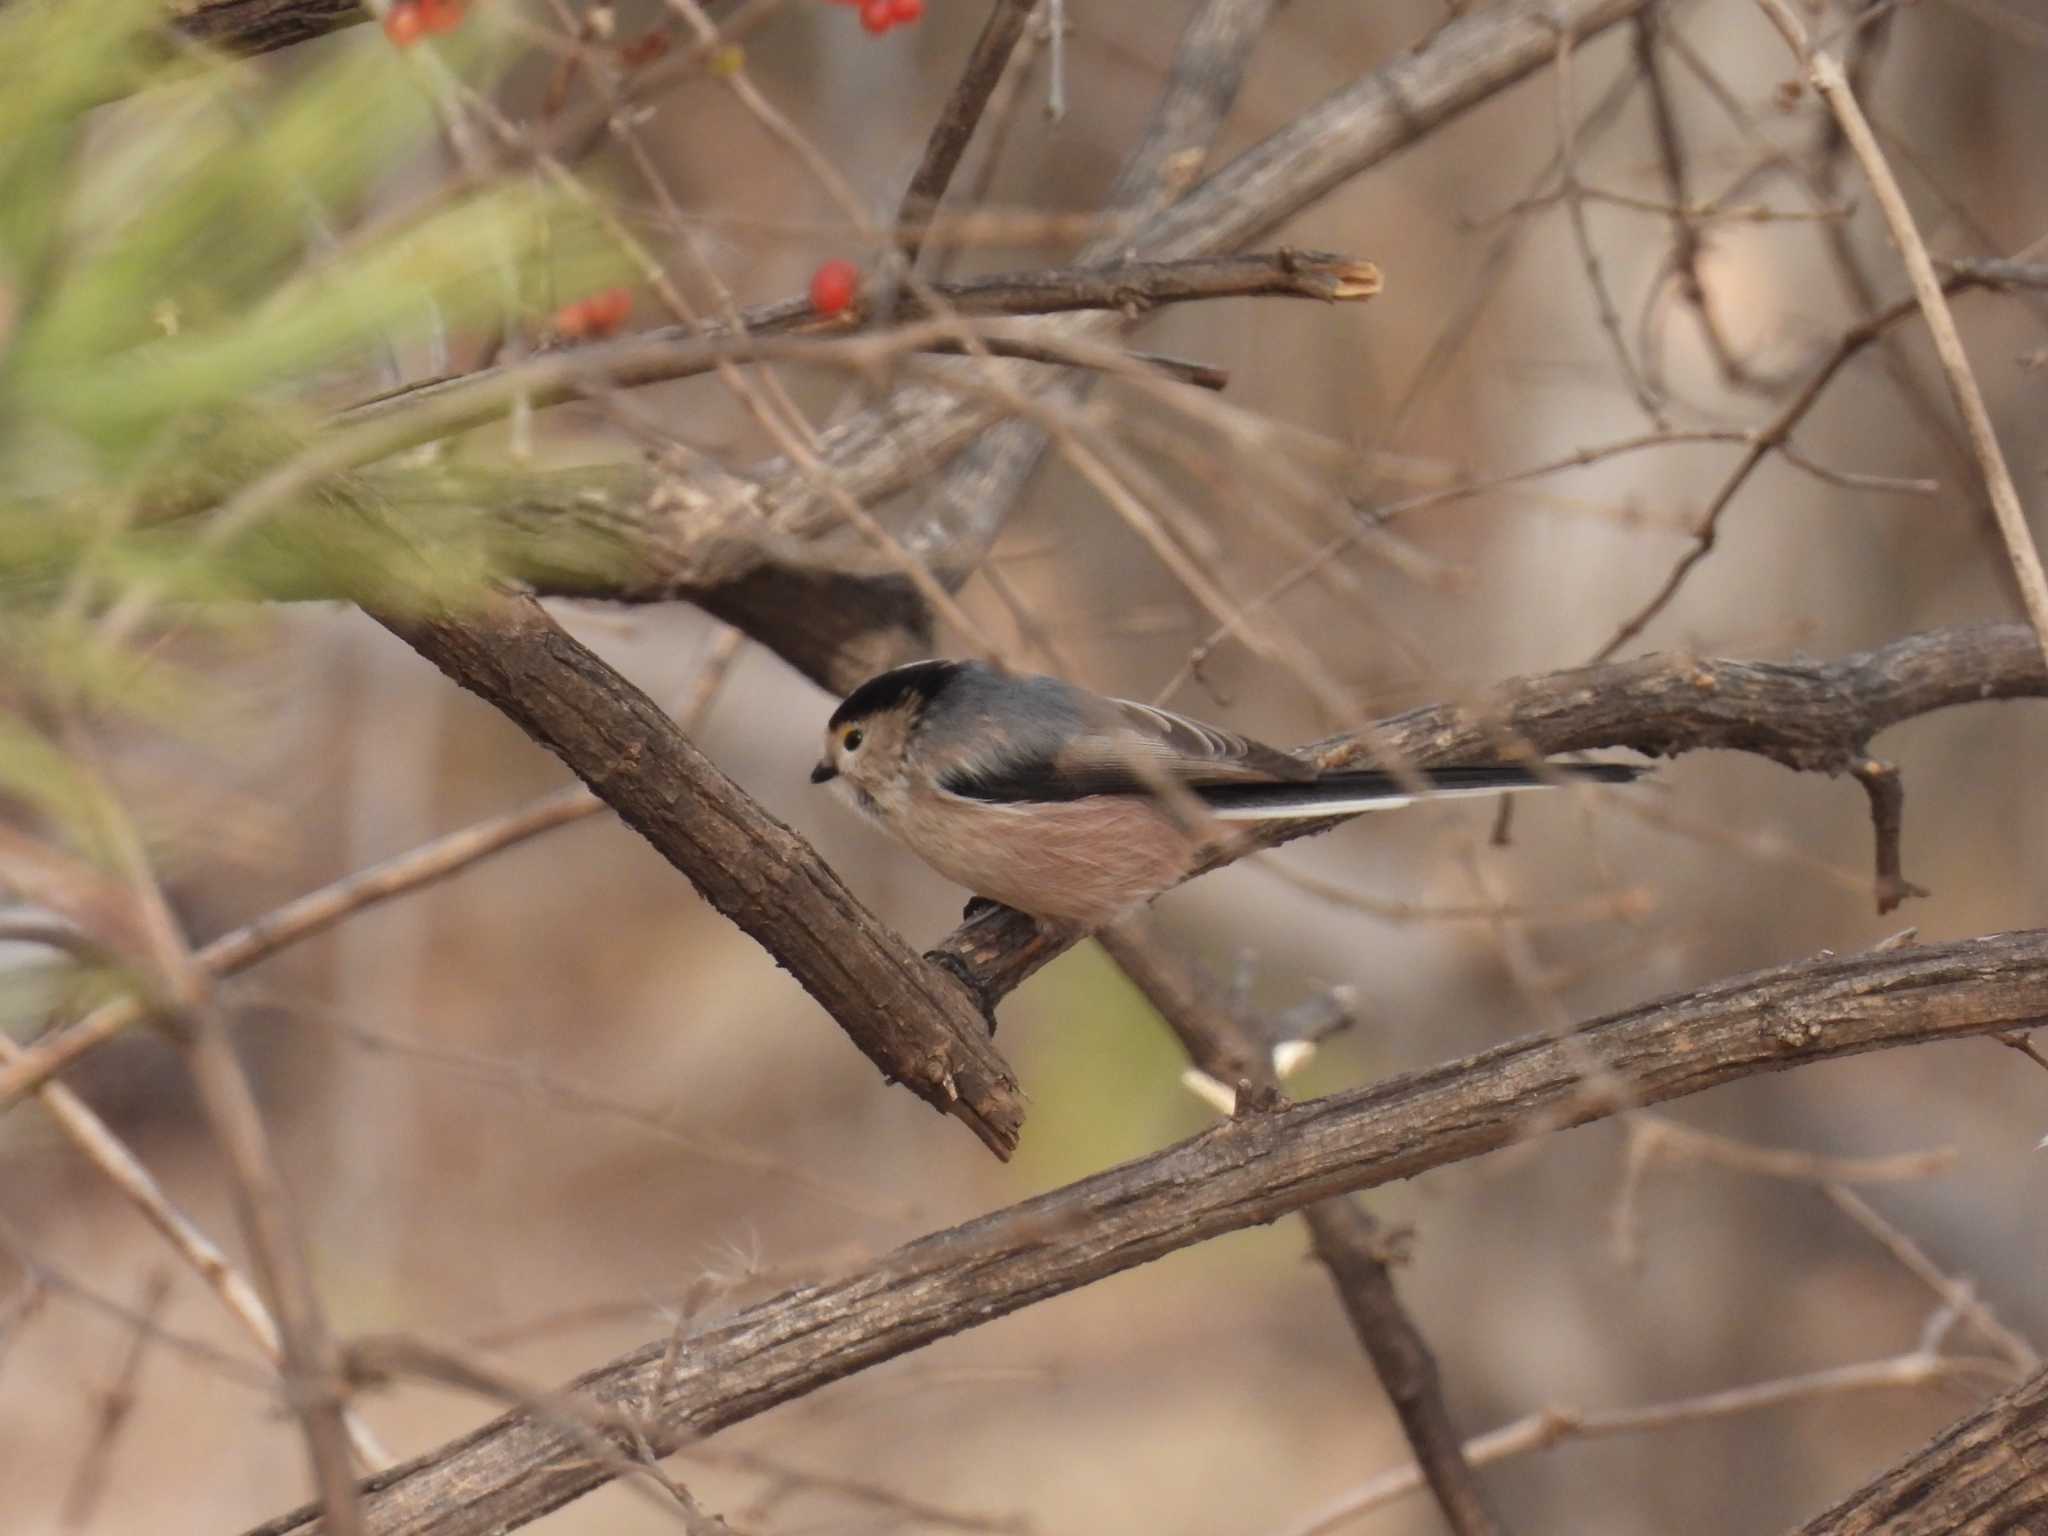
26 757 368 1534
376 587 1026 1156
0 1032 389 1469
1303 1199 1506 1536
243 926 2048 1536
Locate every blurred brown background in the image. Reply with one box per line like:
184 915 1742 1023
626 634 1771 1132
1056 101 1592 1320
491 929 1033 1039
6 2 2048 1533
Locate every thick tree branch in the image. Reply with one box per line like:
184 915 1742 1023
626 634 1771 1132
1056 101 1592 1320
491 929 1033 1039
245 927 2048 1536
1793 1361 2048 1534
932 623 2048 1005
378 588 1025 1157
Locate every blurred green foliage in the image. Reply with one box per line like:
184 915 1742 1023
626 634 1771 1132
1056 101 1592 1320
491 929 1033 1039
0 0 629 881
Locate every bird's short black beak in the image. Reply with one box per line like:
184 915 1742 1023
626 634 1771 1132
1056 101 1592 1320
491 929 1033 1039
810 758 837 784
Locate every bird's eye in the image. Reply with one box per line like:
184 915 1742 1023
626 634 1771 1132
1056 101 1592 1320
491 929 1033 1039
842 727 864 752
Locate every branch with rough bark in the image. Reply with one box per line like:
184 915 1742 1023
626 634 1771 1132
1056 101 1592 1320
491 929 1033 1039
243 927 2048 1536
1793 1361 2048 1534
378 586 1027 1157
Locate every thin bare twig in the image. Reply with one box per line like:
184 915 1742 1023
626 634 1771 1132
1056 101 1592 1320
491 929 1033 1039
1610 1114 1956 1270
309 1008 907 1218
1549 19 1665 424
1632 8 1772 394
54 742 365 1535
1823 1185 2039 1372
1097 923 1505 1536
0 1033 389 1468
1590 287 1929 660
1276 1350 2016 1536
1753 0 2048 669
902 0 1288 595
56 1270 172 1534
684 1446 1028 1535
0 631 744 1111
895 0 1040 269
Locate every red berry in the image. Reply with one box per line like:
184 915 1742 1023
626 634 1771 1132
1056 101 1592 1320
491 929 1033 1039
889 0 922 20
550 287 633 341
382 2 424 45
859 0 893 32
551 300 591 340
619 27 670 68
417 0 465 32
808 259 861 318
581 287 633 337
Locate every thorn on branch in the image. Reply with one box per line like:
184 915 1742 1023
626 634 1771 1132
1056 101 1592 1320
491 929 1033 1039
1371 1222 1416 1268
1232 1080 1287 1118
1995 1031 2048 1077
1849 756 1929 914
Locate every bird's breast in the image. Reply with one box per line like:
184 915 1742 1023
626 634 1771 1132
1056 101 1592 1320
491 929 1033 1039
895 789 1199 927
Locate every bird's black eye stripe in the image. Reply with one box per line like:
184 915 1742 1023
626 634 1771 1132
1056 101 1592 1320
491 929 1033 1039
842 727 864 751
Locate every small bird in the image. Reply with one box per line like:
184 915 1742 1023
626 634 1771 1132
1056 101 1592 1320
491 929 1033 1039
811 659 1642 929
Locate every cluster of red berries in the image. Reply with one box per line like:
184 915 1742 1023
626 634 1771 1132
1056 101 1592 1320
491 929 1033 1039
383 0 465 46
550 287 633 340
826 0 923 35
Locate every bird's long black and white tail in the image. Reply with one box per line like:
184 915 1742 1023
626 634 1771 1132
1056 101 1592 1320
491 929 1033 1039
1197 762 1644 820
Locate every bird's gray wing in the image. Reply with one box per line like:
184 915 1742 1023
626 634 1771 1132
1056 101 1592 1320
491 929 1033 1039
935 685 1311 803
1069 696 1315 787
